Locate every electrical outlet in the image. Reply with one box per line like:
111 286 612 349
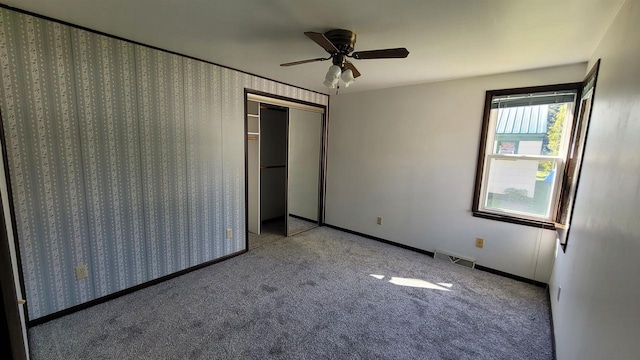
75 265 88 280
557 286 562 302
226 229 233 239
377 216 383 225
475 238 484 248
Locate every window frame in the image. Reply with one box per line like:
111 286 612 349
472 83 583 230
556 60 601 250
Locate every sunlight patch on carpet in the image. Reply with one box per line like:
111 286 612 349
370 274 452 291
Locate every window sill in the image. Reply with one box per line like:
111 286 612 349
472 211 556 230
554 222 569 252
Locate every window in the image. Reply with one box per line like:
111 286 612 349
473 83 582 228
556 61 600 247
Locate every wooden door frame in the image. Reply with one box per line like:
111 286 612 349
244 90 328 244
0 199 28 359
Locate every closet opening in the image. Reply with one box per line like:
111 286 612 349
245 91 326 242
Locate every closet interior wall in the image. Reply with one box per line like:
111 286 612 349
259 106 288 223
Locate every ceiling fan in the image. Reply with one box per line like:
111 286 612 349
280 29 409 88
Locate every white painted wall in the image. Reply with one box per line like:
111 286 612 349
325 63 587 282
550 1 640 358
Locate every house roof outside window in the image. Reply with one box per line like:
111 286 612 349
496 105 548 135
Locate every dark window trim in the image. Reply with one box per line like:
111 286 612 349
558 60 601 251
472 82 583 229
472 211 557 230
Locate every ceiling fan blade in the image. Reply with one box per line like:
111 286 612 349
352 47 409 60
344 61 361 78
280 57 328 67
304 31 339 53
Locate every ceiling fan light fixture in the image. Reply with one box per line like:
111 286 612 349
323 79 338 88
326 64 342 77
323 65 341 88
341 69 355 87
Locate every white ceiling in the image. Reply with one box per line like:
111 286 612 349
4 0 624 94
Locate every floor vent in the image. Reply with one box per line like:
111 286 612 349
433 248 476 269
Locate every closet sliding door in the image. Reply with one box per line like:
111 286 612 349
245 93 325 238
287 108 323 236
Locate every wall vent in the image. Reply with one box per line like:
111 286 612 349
433 248 476 269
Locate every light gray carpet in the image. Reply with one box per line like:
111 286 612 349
287 216 317 235
29 227 552 359
256 216 318 237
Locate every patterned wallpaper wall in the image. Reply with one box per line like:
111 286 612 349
0 8 328 320
72 27 147 298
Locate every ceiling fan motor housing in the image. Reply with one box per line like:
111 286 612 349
324 29 357 54
332 54 347 67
